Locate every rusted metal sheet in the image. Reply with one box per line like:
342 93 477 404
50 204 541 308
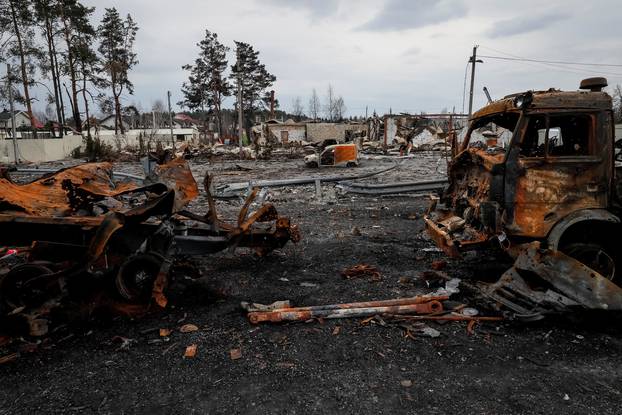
423 217 461 258
150 157 199 212
513 243 622 310
0 162 136 216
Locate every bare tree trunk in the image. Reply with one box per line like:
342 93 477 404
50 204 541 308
114 92 123 135
61 15 82 132
215 100 223 141
9 0 35 137
63 83 77 132
43 15 63 137
81 63 91 139
51 39 66 127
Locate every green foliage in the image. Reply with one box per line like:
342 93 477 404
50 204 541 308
81 135 115 161
230 41 276 114
97 7 138 134
180 30 230 112
97 8 138 94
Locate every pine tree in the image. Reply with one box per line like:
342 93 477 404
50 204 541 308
1 0 40 135
97 8 138 135
33 0 65 136
58 0 95 132
180 30 230 139
74 22 99 140
230 41 276 139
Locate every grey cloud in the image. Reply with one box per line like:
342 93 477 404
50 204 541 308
358 0 467 32
263 0 340 19
403 47 421 56
487 13 570 38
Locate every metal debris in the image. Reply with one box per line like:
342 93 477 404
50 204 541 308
214 163 399 198
184 344 197 358
0 158 299 338
338 178 447 195
247 295 448 324
341 264 382 281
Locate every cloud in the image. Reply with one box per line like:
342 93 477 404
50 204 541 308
403 47 421 56
263 0 340 19
358 0 467 31
487 13 570 38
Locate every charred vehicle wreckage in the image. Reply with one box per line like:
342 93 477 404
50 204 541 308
0 158 299 338
425 77 622 319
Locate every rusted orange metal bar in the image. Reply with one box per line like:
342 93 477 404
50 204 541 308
248 300 444 324
281 295 449 312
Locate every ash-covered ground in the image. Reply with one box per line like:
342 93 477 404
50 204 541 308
1 153 621 414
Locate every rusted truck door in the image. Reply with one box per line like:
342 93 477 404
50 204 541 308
506 111 611 238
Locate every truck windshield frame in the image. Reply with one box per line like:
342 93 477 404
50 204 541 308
460 112 520 152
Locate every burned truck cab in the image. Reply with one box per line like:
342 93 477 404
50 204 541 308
425 77 620 283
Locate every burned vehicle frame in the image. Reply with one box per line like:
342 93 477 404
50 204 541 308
425 77 622 317
0 159 299 337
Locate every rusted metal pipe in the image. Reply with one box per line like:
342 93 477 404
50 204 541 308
273 295 449 313
248 300 443 324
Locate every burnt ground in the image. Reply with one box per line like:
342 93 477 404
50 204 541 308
1 154 622 414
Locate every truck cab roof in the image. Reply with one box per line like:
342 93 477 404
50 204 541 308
472 89 612 120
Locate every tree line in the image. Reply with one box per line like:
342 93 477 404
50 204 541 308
180 29 351 141
179 30 278 141
0 0 138 137
298 84 347 122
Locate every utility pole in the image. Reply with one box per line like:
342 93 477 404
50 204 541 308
7 64 18 165
468 45 482 117
167 90 174 149
237 46 243 157
365 105 368 119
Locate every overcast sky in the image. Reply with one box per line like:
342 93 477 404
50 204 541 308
79 0 622 116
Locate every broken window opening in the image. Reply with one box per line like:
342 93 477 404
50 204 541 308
461 112 519 150
520 113 593 158
320 148 335 166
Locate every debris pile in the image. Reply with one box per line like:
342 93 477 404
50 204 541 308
0 158 299 339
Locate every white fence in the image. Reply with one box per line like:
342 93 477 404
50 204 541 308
0 128 200 164
94 128 199 149
0 134 83 163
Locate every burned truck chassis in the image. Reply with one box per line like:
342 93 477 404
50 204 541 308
0 161 299 338
425 78 622 318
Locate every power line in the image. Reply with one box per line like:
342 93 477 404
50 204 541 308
479 55 622 77
478 54 622 68
479 45 622 77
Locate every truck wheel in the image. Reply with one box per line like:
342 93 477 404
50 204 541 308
115 254 163 303
561 242 616 281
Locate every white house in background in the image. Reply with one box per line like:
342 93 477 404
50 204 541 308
0 109 46 131
0 110 47 139
98 114 131 131
173 113 201 128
